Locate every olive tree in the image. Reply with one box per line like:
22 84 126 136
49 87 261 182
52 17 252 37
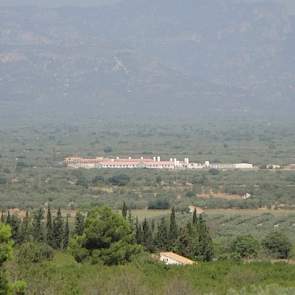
231 235 260 259
262 231 292 259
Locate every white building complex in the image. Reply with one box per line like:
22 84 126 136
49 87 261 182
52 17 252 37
64 156 254 170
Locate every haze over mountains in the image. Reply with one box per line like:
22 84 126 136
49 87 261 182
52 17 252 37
0 0 294 123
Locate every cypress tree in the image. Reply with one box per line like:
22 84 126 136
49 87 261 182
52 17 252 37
122 202 128 219
155 217 168 250
6 211 11 225
127 209 133 225
197 214 204 226
135 217 143 244
190 224 200 260
5 211 22 245
32 208 44 242
195 215 214 261
192 208 198 225
0 210 5 223
199 224 214 261
168 207 178 249
53 208 64 249
74 211 85 236
142 218 153 251
20 210 30 243
63 215 70 249
8 214 21 243
151 219 155 233
46 206 54 247
176 223 194 258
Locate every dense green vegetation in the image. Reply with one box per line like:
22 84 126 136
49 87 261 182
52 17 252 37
1 206 295 295
7 255 295 295
70 207 141 265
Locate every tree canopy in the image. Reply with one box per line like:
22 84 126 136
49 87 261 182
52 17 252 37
71 207 141 265
231 235 260 259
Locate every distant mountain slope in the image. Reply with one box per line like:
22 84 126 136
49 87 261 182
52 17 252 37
0 0 294 122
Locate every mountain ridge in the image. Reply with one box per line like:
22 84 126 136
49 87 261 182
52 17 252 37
0 0 294 122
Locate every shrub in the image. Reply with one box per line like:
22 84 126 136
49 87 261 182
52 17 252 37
231 235 260 259
69 236 89 263
108 174 130 186
209 169 220 175
16 242 54 264
262 231 292 259
92 175 105 184
148 199 170 209
12 280 27 295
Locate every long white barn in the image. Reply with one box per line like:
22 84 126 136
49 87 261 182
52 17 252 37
64 156 190 169
64 156 254 170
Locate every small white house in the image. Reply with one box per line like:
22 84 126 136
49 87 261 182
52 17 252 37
159 252 195 266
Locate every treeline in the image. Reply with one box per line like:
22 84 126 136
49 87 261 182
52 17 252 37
0 208 70 250
1 204 293 264
0 205 214 264
123 204 214 262
229 231 293 260
122 203 293 261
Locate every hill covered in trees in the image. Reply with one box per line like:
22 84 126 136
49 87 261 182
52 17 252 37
0 0 295 124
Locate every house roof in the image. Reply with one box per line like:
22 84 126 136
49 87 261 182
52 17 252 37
160 252 195 265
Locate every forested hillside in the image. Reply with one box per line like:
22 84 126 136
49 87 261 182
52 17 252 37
0 0 295 123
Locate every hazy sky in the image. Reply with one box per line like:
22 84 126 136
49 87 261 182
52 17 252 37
0 0 294 122
0 0 294 14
